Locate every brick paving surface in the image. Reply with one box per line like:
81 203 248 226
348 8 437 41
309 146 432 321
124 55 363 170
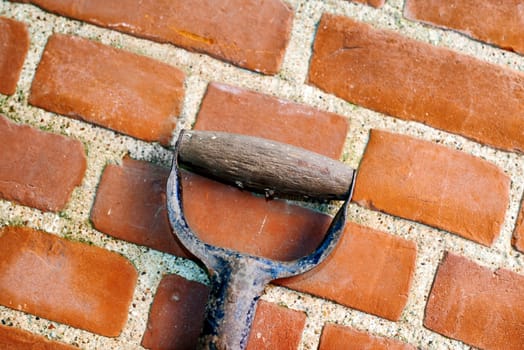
278 222 417 321
12 0 293 74
0 226 137 337
0 324 77 349
319 323 416 350
405 0 524 55
424 253 524 349
514 201 524 252
309 14 524 153
0 0 523 349
0 115 86 212
142 275 307 350
30 34 185 145
353 129 510 246
0 16 28 95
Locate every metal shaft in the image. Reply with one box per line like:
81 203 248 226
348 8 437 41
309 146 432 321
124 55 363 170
197 255 273 350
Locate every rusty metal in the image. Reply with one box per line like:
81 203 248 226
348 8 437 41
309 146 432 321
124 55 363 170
166 131 356 350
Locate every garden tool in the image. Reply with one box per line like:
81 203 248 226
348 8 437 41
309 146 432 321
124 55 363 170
166 130 356 350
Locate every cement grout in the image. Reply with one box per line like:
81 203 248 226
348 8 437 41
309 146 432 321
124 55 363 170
0 0 523 349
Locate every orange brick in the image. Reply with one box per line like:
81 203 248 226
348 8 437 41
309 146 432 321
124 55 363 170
308 14 524 153
424 253 524 349
30 34 184 145
12 0 293 74
0 325 77 350
142 274 306 350
353 130 510 246
91 157 190 258
182 171 332 261
512 199 524 252
319 323 416 350
91 82 349 260
0 115 86 212
0 226 137 337
195 82 349 159
353 0 384 8
183 82 349 259
91 154 332 261
141 274 209 350
0 17 29 95
91 156 332 261
246 300 306 350
405 0 524 55
278 222 417 321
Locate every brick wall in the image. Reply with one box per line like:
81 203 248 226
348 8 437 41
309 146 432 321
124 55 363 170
0 0 523 349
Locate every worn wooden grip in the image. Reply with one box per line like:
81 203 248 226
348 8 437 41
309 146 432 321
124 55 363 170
177 130 354 200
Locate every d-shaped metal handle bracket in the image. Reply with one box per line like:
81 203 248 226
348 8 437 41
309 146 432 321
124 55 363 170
166 131 356 350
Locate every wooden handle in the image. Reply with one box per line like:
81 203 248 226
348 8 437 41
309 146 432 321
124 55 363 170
177 130 354 200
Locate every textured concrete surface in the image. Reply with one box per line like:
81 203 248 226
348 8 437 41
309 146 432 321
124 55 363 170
0 0 523 349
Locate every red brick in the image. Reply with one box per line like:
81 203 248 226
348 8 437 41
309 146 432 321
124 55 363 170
319 323 416 350
278 222 417 321
183 83 349 259
246 300 305 350
183 171 333 261
0 226 137 337
353 0 384 8
90 157 190 258
0 325 77 350
308 14 524 153
91 154 332 261
195 82 349 159
29 34 184 145
424 252 524 350
353 129 510 246
141 274 208 350
405 0 524 55
0 17 29 95
12 0 292 75
142 274 306 350
0 115 86 212
91 82 348 260
512 198 524 252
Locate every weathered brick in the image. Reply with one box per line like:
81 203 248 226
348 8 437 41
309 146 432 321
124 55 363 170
246 300 306 350
0 325 77 350
353 0 384 8
512 198 524 252
184 83 349 259
141 274 208 350
90 157 190 258
353 129 510 246
0 226 137 337
405 0 524 55
91 157 331 262
308 14 524 153
0 17 29 95
319 323 416 350
278 222 417 321
12 0 292 75
142 274 306 350
195 82 349 159
182 171 332 261
92 82 349 260
91 155 332 261
0 115 86 212
30 34 184 145
424 252 524 349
